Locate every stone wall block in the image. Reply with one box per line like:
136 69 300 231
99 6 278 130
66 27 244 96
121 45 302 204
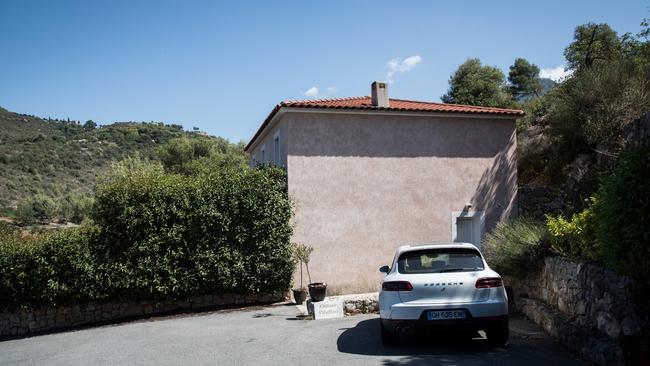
575 300 586 315
621 316 641 336
257 294 270 303
123 304 142 317
55 312 67 327
596 312 621 338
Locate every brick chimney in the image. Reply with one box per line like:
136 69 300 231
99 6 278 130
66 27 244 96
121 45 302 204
371 81 389 108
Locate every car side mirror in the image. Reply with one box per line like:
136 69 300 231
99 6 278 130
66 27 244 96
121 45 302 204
379 265 390 274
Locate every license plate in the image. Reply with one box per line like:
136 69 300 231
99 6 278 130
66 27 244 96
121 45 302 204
427 310 466 320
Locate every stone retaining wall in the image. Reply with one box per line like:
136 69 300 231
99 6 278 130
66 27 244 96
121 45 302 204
517 297 624 364
341 293 379 315
518 186 567 219
0 292 287 338
505 256 649 365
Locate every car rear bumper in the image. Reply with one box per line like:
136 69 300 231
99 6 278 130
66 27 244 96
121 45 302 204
386 299 508 320
381 313 508 334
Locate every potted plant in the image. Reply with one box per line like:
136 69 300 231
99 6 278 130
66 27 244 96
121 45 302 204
295 243 327 302
308 281 327 302
292 243 313 304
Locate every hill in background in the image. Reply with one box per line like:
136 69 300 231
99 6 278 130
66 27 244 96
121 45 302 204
0 106 244 221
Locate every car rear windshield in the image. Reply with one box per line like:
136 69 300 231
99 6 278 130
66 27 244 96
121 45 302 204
397 248 485 274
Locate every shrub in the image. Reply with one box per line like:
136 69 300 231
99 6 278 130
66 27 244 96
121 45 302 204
594 145 650 283
482 218 550 276
0 226 99 309
0 222 16 243
158 136 245 175
57 193 94 223
92 163 294 301
15 194 57 224
546 204 601 262
0 223 45 247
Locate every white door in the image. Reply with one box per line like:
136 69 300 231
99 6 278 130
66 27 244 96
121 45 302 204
455 217 476 245
451 211 484 248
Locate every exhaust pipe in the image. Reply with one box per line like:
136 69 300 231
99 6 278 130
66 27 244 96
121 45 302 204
395 325 414 334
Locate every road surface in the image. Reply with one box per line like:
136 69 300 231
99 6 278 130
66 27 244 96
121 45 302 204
0 304 583 365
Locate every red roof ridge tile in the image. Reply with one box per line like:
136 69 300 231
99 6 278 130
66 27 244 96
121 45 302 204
280 96 369 105
386 98 522 112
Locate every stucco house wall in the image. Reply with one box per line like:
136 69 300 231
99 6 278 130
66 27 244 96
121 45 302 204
283 111 517 294
245 89 522 295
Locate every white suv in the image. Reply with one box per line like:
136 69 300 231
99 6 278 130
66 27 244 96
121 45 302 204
378 242 508 346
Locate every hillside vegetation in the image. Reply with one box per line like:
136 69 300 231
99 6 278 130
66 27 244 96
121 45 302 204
446 18 650 286
0 107 245 223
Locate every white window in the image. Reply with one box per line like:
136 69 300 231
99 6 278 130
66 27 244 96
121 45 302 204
261 145 266 164
273 132 281 166
251 154 257 166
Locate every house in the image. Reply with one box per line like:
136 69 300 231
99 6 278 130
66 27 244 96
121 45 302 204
245 82 524 294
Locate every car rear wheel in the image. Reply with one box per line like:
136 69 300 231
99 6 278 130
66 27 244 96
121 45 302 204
380 321 399 347
485 317 509 347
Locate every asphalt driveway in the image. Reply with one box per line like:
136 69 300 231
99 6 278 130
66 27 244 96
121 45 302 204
0 304 583 365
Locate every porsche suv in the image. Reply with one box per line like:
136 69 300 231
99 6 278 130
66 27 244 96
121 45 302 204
378 243 509 346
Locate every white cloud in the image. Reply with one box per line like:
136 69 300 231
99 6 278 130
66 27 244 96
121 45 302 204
304 86 319 97
387 55 423 82
540 65 572 82
303 85 338 98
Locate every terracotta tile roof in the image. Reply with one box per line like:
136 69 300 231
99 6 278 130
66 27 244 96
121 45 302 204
279 96 524 115
245 96 524 151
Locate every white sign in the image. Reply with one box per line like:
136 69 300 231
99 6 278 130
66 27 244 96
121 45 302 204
307 298 344 320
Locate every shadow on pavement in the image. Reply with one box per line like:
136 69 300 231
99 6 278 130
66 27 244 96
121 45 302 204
337 318 582 366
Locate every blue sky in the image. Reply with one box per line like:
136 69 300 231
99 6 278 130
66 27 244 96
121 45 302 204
1 0 647 142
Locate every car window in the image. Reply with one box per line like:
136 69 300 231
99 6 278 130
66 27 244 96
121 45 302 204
396 248 484 274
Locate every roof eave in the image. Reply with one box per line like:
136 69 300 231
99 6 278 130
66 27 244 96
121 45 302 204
244 105 524 152
244 105 283 152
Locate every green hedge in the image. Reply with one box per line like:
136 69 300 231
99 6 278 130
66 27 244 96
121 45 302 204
93 165 294 301
0 164 294 309
0 226 100 308
595 145 650 283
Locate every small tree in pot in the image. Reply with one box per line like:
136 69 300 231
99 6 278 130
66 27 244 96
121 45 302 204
292 243 313 304
293 243 328 302
301 244 328 302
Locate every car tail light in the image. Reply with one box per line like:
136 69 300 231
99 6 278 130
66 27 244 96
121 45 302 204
475 277 503 288
382 281 413 291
